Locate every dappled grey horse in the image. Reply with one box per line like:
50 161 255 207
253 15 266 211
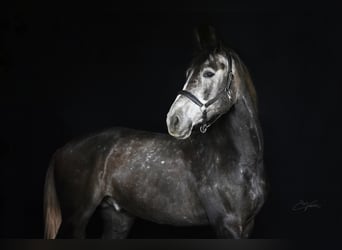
44 27 268 239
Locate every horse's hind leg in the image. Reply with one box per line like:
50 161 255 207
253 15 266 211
56 196 102 239
99 197 135 239
56 205 98 238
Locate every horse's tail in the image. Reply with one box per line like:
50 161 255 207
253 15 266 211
43 155 62 239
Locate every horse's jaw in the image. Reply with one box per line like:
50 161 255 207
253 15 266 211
167 126 193 140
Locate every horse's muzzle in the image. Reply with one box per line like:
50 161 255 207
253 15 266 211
166 112 193 139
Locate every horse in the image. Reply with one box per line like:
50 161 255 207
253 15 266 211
43 26 268 239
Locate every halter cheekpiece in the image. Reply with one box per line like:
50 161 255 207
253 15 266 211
178 52 234 133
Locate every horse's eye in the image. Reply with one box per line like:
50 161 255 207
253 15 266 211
203 71 215 78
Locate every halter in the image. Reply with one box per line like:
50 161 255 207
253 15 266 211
178 52 234 133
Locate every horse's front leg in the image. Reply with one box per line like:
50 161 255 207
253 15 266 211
209 212 246 239
199 189 247 239
215 214 254 238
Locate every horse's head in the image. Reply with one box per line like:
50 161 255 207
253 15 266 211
167 26 237 139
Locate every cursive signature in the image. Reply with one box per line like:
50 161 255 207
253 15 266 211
292 200 321 212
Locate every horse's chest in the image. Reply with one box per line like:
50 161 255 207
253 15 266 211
204 164 260 211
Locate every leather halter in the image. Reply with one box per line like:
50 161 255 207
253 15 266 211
178 52 234 133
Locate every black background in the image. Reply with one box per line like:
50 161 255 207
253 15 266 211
1 1 342 238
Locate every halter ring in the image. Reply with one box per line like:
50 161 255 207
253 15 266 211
200 124 208 133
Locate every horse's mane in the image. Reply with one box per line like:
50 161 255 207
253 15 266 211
229 49 258 113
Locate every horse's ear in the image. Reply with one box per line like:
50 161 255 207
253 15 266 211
193 25 219 52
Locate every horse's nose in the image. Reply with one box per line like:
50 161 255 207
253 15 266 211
168 114 181 134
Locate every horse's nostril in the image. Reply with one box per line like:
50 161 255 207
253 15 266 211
170 115 180 132
173 116 179 127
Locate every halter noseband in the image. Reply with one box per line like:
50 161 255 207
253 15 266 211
178 53 234 133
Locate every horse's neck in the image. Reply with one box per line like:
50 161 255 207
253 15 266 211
204 89 263 164
228 93 263 157
191 53 263 167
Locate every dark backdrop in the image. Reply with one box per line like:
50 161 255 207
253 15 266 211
1 1 342 238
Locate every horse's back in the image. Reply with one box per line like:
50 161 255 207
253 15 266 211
51 127 208 226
